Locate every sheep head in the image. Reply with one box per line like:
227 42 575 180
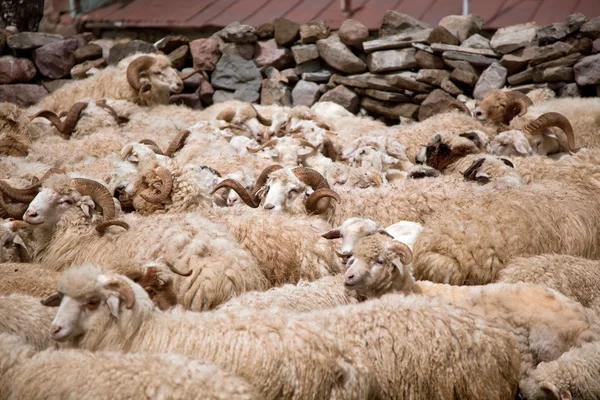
473 89 532 125
0 219 32 263
216 104 272 141
343 234 414 299
126 54 183 97
461 156 522 189
44 264 150 343
520 112 578 155
321 217 390 259
421 131 486 172
489 130 534 157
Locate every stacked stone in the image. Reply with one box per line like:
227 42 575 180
0 12 598 120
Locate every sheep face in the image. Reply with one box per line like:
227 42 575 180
489 130 533 157
348 146 399 172
262 169 308 212
322 218 383 257
23 188 80 228
423 132 483 171
0 221 27 263
473 90 507 124
145 57 183 95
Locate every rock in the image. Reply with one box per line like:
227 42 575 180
380 11 430 37
198 78 215 105
320 85 359 113
255 39 294 70
73 44 103 63
274 18 300 46
450 68 478 88
155 35 189 54
292 80 320 106
170 93 202 110
431 43 499 57
529 42 573 66
364 29 431 53
256 22 274 40
339 19 369 48
168 45 189 70
442 51 496 67
295 60 321 75
33 38 83 79
41 79 71 93
441 77 463 96
211 53 262 92
534 53 582 70
490 22 537 54
507 68 534 86
181 67 202 90
565 37 593 54
7 32 63 50
445 59 479 76
264 66 289 83
260 78 292 106
213 88 260 103
281 68 298 84
0 56 36 84
302 70 332 82
415 50 445 69
354 88 411 102
473 62 507 100
413 93 429 104
190 38 221 71
217 22 257 44
361 97 419 119
70 58 106 80
332 74 405 93
500 53 530 75
428 26 459 46
0 84 48 107
594 39 600 54
460 34 491 50
387 74 434 93
300 19 329 44
438 14 484 42
533 66 573 83
417 89 455 121
536 23 569 45
580 17 600 40
366 48 417 73
0 30 6 54
574 54 600 86
291 44 319 64
566 13 588 33
107 40 154 65
558 82 581 98
316 35 367 74
416 69 450 87
221 42 255 60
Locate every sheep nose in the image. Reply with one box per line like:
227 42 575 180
51 325 61 335
474 110 483 117
346 273 354 280
25 210 38 218
264 203 275 210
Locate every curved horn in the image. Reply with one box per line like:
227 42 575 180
216 108 236 122
503 94 530 124
138 139 165 155
387 241 414 265
59 102 88 135
126 55 156 92
164 130 190 157
96 99 129 125
292 167 330 190
246 138 278 153
251 165 283 197
178 69 200 80
321 228 341 239
305 188 341 215
0 181 41 202
322 139 337 161
462 158 485 181
165 260 192 277
211 179 260 208
70 178 115 221
335 250 350 258
101 276 136 309
446 101 471 115
0 197 29 219
121 144 135 161
140 167 173 203
95 220 130 235
522 112 578 153
250 104 272 126
298 139 318 150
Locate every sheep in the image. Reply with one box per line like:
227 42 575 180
0 333 260 400
0 294 58 351
45 264 520 400
0 219 30 262
344 234 600 374
520 342 600 400
34 53 184 113
0 103 36 157
217 275 359 312
497 254 600 319
0 263 57 298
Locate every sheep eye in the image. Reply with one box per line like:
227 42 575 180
85 299 100 310
60 199 73 205
376 258 384 264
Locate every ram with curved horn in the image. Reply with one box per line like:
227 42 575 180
521 112 578 153
28 102 89 138
473 89 531 127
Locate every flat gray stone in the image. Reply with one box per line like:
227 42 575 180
363 29 431 53
529 42 573 66
380 10 430 37
217 22 257 44
450 68 478 88
438 14 484 42
416 69 450 87
443 51 496 67
574 54 600 86
441 77 463 96
291 44 319 64
7 32 63 50
316 34 367 74
536 22 570 45
386 74 434 93
558 82 581 98
211 53 262 92
431 43 499 57
473 62 507 100
507 68 534 86
354 88 411 102
580 17 600 40
490 22 538 54
361 97 419 119
261 78 292 106
417 89 455 121
366 48 417 73
295 59 321 75
292 80 321 107
460 34 491 50
221 42 255 60
302 70 332 82
320 85 359 113
213 88 259 103
107 40 154 65
533 66 573 83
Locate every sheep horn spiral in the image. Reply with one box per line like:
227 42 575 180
211 179 260 208
165 260 192 277
29 102 88 136
387 241 414 265
503 93 531 124
139 139 165 155
95 220 130 235
95 99 129 125
251 165 283 198
0 196 29 219
305 188 341 215
215 108 236 122
70 178 116 221
126 55 156 92
250 104 272 126
164 130 190 157
462 158 486 181
246 138 278 153
101 276 136 309
140 167 173 203
446 101 471 115
522 112 578 153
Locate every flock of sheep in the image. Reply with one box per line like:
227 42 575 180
1 49 600 399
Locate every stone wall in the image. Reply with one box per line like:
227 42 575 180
0 11 599 121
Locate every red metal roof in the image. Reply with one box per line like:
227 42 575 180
77 0 600 30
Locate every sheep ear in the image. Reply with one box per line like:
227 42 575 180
106 296 121 319
560 391 572 400
475 170 490 182
297 148 313 156
539 381 562 400
41 292 63 307
545 132 558 140
385 241 413 265
377 228 394 239
514 141 530 155
140 83 152 93
500 158 514 168
80 203 91 217
321 228 341 239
